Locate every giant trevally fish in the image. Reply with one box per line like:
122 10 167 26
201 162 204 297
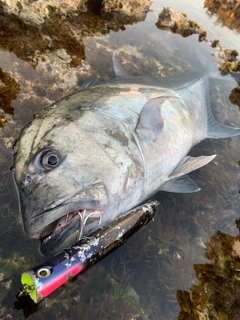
14 56 240 257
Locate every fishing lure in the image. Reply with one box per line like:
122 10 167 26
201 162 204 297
18 201 158 303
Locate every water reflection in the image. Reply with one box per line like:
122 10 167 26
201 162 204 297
204 0 240 33
0 0 154 139
156 7 207 41
0 1 151 68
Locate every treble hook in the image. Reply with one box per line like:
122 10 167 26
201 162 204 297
77 210 102 240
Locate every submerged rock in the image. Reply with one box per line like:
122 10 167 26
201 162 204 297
0 68 20 127
0 0 153 136
156 7 207 42
209 39 240 105
177 220 240 320
229 86 240 110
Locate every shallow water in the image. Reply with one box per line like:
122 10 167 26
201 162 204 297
0 0 240 319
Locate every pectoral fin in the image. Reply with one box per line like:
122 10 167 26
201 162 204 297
169 155 216 179
136 98 164 143
161 155 215 193
161 175 200 193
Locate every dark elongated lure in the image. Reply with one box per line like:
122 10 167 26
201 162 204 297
18 201 158 303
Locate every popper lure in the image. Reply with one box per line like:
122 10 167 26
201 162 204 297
18 201 158 303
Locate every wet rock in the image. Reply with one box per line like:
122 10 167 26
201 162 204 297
0 0 152 68
156 7 208 42
0 68 20 127
229 86 240 110
211 39 220 48
0 0 153 135
155 6 240 93
1 0 152 25
204 0 240 33
177 220 240 320
1 0 88 24
210 39 240 77
103 0 152 16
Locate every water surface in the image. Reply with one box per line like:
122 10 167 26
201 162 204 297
0 0 239 319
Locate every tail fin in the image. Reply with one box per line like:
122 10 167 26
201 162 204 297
194 42 240 139
230 72 240 86
207 104 240 139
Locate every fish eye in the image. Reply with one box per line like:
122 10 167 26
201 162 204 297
41 150 62 170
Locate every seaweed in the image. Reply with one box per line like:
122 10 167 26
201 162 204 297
0 1 151 69
229 86 240 110
156 7 208 42
211 39 220 48
204 0 240 33
177 221 240 320
0 68 20 127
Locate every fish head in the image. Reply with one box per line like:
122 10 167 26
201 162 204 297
14 102 143 257
14 112 113 256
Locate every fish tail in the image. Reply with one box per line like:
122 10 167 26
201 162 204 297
196 41 240 139
230 72 240 86
207 103 240 139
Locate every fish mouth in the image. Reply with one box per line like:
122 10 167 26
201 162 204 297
39 207 103 258
40 207 103 239
23 200 105 237
22 182 108 257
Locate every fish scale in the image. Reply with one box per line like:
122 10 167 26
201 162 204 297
14 73 240 257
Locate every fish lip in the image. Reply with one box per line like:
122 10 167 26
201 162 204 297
22 182 108 239
39 208 104 257
39 214 81 258
39 206 104 258
23 201 105 239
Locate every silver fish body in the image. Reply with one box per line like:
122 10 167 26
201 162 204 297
14 76 240 256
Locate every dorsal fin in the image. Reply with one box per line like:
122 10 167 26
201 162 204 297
112 53 130 77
